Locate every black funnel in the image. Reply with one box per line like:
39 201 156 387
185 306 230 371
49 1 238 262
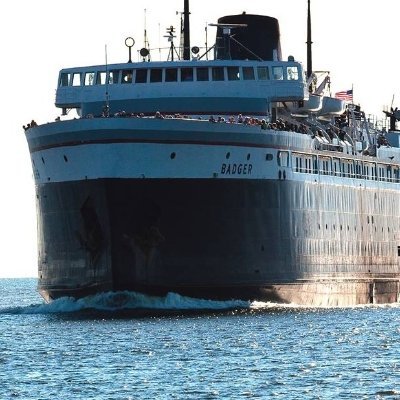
216 13 282 61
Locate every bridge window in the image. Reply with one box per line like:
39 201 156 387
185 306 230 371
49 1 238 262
272 66 284 80
257 67 269 80
287 66 299 80
84 72 95 86
181 68 193 81
71 73 81 86
59 73 69 87
96 71 106 85
109 70 119 84
212 67 224 81
165 68 178 82
196 67 209 81
150 68 162 83
135 69 147 83
122 70 133 84
227 66 240 81
243 67 255 80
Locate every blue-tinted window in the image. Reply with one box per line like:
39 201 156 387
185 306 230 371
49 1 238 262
135 69 147 83
196 67 209 81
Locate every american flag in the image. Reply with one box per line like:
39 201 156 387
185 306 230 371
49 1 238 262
335 89 353 102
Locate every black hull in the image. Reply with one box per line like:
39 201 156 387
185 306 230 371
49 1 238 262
36 178 400 305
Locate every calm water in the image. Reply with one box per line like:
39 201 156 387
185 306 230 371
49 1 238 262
0 279 399 399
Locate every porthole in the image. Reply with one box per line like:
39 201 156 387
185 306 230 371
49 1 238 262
170 152 176 159
226 152 231 159
41 157 45 164
64 155 68 162
247 154 251 161
266 154 273 161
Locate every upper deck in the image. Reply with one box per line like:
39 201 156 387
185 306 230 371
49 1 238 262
55 59 307 117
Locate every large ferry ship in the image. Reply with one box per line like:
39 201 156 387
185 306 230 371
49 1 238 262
25 1 400 305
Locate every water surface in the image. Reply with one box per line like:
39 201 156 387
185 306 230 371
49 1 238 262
0 278 399 399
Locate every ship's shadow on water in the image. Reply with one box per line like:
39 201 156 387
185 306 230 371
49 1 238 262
2 290 399 319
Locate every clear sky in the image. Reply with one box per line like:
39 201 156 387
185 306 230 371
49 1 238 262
1 0 399 277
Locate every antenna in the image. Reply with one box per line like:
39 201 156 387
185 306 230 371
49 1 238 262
143 9 151 61
158 23 161 60
104 44 110 117
205 22 208 60
164 25 180 61
178 10 184 59
306 0 313 78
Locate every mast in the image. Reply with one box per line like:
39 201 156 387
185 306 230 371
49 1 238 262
183 0 190 60
306 0 312 78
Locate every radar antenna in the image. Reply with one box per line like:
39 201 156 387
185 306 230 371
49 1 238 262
164 26 180 61
383 98 400 131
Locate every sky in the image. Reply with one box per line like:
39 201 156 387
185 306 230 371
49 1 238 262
1 0 399 278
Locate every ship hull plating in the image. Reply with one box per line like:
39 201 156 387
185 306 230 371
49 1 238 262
36 178 400 306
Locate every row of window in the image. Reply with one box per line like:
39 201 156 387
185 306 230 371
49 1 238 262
290 152 400 182
59 65 300 87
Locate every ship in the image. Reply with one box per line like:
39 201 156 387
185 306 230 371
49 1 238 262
25 0 400 306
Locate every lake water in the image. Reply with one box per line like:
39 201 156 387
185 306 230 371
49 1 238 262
0 278 399 399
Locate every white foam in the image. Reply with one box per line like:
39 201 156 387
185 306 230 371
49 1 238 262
17 291 250 314
249 300 400 310
4 292 399 315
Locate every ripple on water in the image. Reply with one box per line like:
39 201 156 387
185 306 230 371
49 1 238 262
1 279 400 399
